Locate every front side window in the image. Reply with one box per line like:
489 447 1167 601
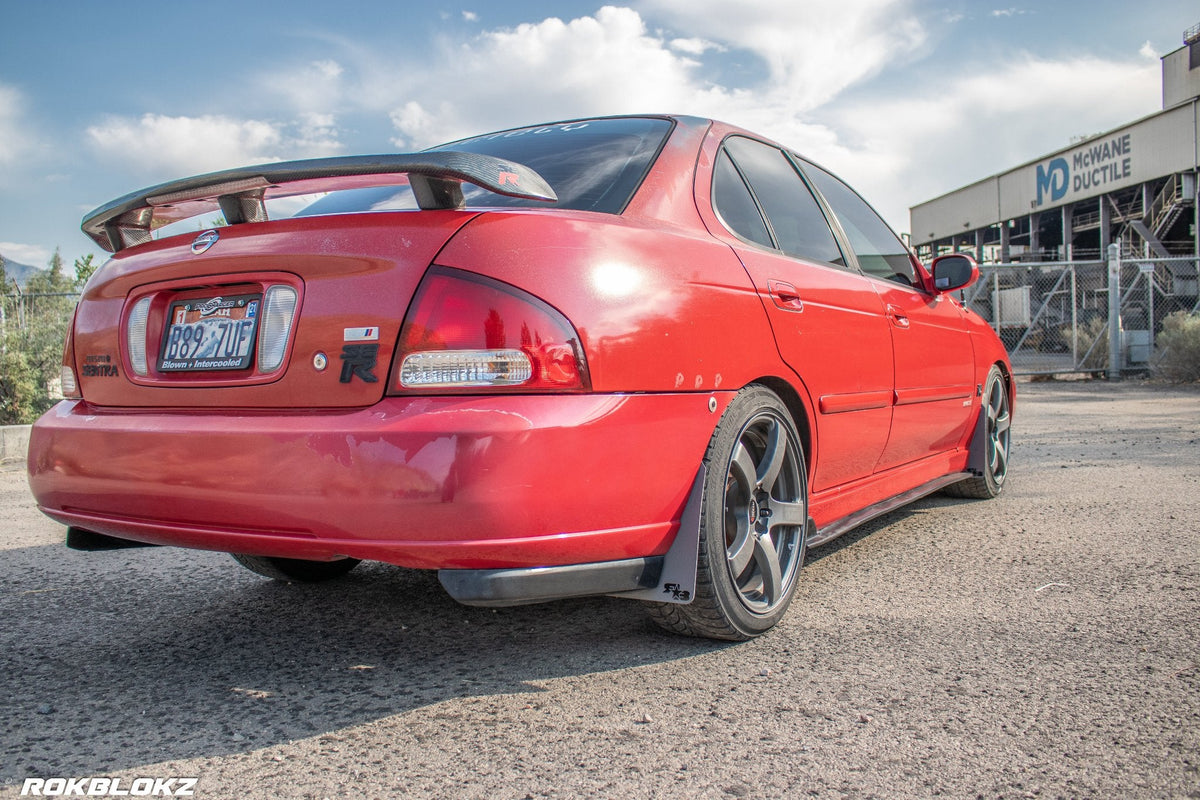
801 161 918 287
721 137 845 266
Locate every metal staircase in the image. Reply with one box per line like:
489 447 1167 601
1119 173 1193 258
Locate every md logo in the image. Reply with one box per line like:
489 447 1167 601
1036 157 1069 206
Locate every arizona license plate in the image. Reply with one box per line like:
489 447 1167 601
158 293 261 371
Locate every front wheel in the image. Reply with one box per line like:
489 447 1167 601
231 554 361 582
646 386 808 640
946 365 1011 499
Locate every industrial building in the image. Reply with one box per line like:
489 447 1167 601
910 25 1200 266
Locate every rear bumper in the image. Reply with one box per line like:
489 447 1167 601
29 393 726 569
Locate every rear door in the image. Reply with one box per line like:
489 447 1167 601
800 161 976 471
705 135 895 492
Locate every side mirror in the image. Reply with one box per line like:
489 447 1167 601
930 253 978 293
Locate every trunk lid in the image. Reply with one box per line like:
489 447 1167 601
72 211 476 408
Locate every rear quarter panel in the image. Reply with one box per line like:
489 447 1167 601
434 211 786 394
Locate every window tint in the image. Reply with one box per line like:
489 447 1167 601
430 117 672 214
802 161 918 287
712 149 772 248
723 137 844 266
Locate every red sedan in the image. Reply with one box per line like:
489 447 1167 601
28 115 1013 640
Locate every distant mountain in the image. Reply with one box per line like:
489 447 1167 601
0 255 45 289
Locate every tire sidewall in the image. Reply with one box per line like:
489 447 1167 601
699 387 806 638
983 366 1009 496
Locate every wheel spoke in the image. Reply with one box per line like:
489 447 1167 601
727 522 755 576
756 418 786 492
994 409 1011 435
731 442 758 492
991 438 1008 477
753 534 783 604
768 499 807 528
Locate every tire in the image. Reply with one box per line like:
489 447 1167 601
231 554 361 582
945 365 1011 499
646 386 808 640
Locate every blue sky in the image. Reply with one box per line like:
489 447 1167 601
1 0 1197 270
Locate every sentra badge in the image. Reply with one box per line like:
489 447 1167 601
191 229 220 254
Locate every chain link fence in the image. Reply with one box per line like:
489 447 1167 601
961 252 1200 376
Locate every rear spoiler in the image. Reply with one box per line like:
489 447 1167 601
81 151 558 253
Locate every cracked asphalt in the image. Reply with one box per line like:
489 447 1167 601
1 379 1198 799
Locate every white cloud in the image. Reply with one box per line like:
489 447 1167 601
823 54 1161 230
0 242 52 266
462 10 478 22
85 113 348 177
669 37 725 55
389 6 720 148
86 114 285 176
640 0 927 109
313 59 344 79
294 112 345 157
1139 40 1159 60
260 59 349 114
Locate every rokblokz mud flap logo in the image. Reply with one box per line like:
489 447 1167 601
21 777 197 796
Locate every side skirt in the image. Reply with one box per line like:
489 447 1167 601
807 472 971 549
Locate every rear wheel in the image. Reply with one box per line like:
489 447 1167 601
646 386 808 640
946 365 1011 499
231 554 360 582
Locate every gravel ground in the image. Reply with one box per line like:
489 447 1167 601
1 379 1197 799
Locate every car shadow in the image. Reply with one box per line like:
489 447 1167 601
0 543 726 780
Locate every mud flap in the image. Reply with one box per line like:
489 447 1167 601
966 398 988 477
608 465 705 605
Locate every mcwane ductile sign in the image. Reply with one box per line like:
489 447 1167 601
911 101 1199 243
1035 134 1132 206
995 101 1199 221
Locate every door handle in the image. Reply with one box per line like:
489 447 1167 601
886 304 910 329
767 280 804 312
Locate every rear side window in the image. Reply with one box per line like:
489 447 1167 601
720 137 844 266
802 161 918 287
712 150 773 248
431 117 673 214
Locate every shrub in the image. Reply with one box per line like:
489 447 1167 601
1068 316 1111 372
1154 312 1200 383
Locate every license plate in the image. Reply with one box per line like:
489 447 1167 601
158 293 261 371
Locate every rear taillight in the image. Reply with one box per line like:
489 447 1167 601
391 267 589 393
61 306 81 399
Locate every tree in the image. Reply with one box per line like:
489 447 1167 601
0 248 83 424
74 253 98 287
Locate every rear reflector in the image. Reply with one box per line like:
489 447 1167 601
258 285 298 372
126 297 152 376
400 349 532 388
60 305 82 399
60 366 78 398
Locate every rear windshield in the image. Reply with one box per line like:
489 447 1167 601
294 117 672 219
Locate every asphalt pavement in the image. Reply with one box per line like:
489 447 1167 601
1 379 1197 799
